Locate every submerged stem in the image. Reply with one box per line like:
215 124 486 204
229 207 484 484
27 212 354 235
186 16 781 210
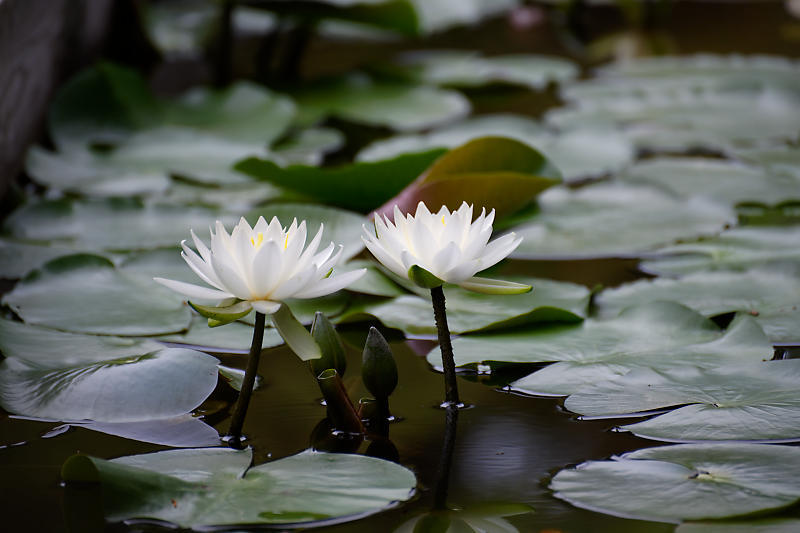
226 311 266 448
430 286 460 406
433 404 459 510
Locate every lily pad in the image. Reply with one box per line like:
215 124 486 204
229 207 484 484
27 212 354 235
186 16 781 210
639 226 800 276
396 50 578 89
334 259 406 297
595 267 800 344
61 447 416 527
620 157 800 207
357 114 634 182
163 180 282 210
733 144 800 180
2 254 192 336
272 127 345 166
3 197 235 252
550 443 800 522
295 74 470 131
510 182 735 259
0 345 218 423
66 415 221 448
409 0 519 34
236 148 446 212
564 359 800 442
0 238 80 279
676 518 800 533
158 315 284 353
339 276 589 335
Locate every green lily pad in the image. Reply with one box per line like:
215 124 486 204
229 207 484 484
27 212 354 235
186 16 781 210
295 74 470 131
163 179 282 210
620 157 800 207
158 315 284 353
639 226 800 276
676 518 800 533
339 276 589 335
272 127 345 166
334 260 406 297
409 0 519 34
0 344 218 423
595 267 800 344
246 202 366 261
4 197 235 252
510 182 735 259
2 254 192 336
733 144 800 180
396 49 578 89
564 359 800 442
395 502 534 533
0 238 80 279
61 447 416 527
550 443 800 522
357 114 634 182
69 415 221 448
236 148 445 212
374 136 562 220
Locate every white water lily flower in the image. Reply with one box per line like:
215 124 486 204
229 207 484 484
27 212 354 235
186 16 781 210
362 202 530 294
155 216 366 315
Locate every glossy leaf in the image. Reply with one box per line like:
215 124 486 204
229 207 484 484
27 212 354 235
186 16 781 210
0 238 80 279
375 136 561 220
70 415 221 448
2 254 192 336
551 443 800 522
61 447 416 527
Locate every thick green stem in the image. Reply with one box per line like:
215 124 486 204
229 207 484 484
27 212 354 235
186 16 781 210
317 369 365 434
430 286 460 406
226 311 265 448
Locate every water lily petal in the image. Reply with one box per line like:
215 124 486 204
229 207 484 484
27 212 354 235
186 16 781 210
477 233 522 270
153 277 232 300
251 300 282 315
250 240 282 298
293 268 367 299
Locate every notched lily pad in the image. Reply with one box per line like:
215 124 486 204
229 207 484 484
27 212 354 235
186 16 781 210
551 443 800 523
61 447 416 528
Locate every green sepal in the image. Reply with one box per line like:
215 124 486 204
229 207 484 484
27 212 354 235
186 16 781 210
408 264 443 289
457 277 533 295
272 303 321 361
309 312 347 377
361 327 398 400
188 300 252 327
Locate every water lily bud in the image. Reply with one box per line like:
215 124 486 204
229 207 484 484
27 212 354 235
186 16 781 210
361 327 398 400
309 312 347 377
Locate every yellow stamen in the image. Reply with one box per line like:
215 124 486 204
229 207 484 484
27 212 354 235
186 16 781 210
250 232 264 248
284 234 289 249
441 215 446 225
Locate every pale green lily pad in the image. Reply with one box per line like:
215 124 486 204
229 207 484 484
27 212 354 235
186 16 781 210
595 267 800 344
4 197 235 252
0 238 80 279
733 144 800 180
621 157 800 207
69 415 221 448
339 276 589 335
0 345 218 423
272 127 345 166
247 202 366 261
676 518 800 533
639 226 800 276
564 359 800 442
334 260 406 297
2 254 192 335
61 447 416 527
395 502 534 533
163 180 282 210
550 443 800 523
357 114 635 181
410 0 519 34
295 74 470 131
397 50 578 89
510 182 735 259
159 315 283 353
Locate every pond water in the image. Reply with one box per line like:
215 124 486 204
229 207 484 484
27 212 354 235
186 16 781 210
2 1 800 531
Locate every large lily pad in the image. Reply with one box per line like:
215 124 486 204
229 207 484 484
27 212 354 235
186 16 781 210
339 276 589 335
595 267 800 344
67 415 221 448
3 197 235 252
235 148 445 212
639 226 800 276
550 443 800 522
733 144 800 180
620 157 800 207
61 447 416 527
676 519 800 533
357 114 635 182
2 254 192 336
564 360 800 442
294 74 470 131
158 315 284 353
0 238 79 279
510 182 735 259
409 0 519 34
396 50 578 89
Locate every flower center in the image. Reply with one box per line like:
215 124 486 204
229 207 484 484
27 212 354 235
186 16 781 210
250 232 264 248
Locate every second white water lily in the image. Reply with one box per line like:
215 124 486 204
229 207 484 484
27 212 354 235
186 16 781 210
362 201 530 294
155 216 366 315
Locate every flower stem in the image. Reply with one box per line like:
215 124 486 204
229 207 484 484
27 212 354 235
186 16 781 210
227 311 265 448
430 286 460 406
433 404 459 510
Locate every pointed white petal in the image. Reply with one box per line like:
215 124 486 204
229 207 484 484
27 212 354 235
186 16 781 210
362 236 406 278
250 240 282 297
476 233 522 271
250 300 282 314
153 277 233 300
292 268 366 299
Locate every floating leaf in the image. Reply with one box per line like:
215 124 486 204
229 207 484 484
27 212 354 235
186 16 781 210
333 259 406 297
395 502 534 533
551 443 800 523
272 127 345 166
2 254 191 336
596 267 800 344
340 276 589 335
639 226 800 276
375 137 561 220
0 238 79 279
61 447 416 527
159 315 284 353
236 149 445 212
564 360 800 442
676 518 800 533
621 157 800 207
70 415 221 448
510 182 735 259
358 114 634 182
295 74 470 131
733 144 800 180
409 0 519 34
0 345 218 423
